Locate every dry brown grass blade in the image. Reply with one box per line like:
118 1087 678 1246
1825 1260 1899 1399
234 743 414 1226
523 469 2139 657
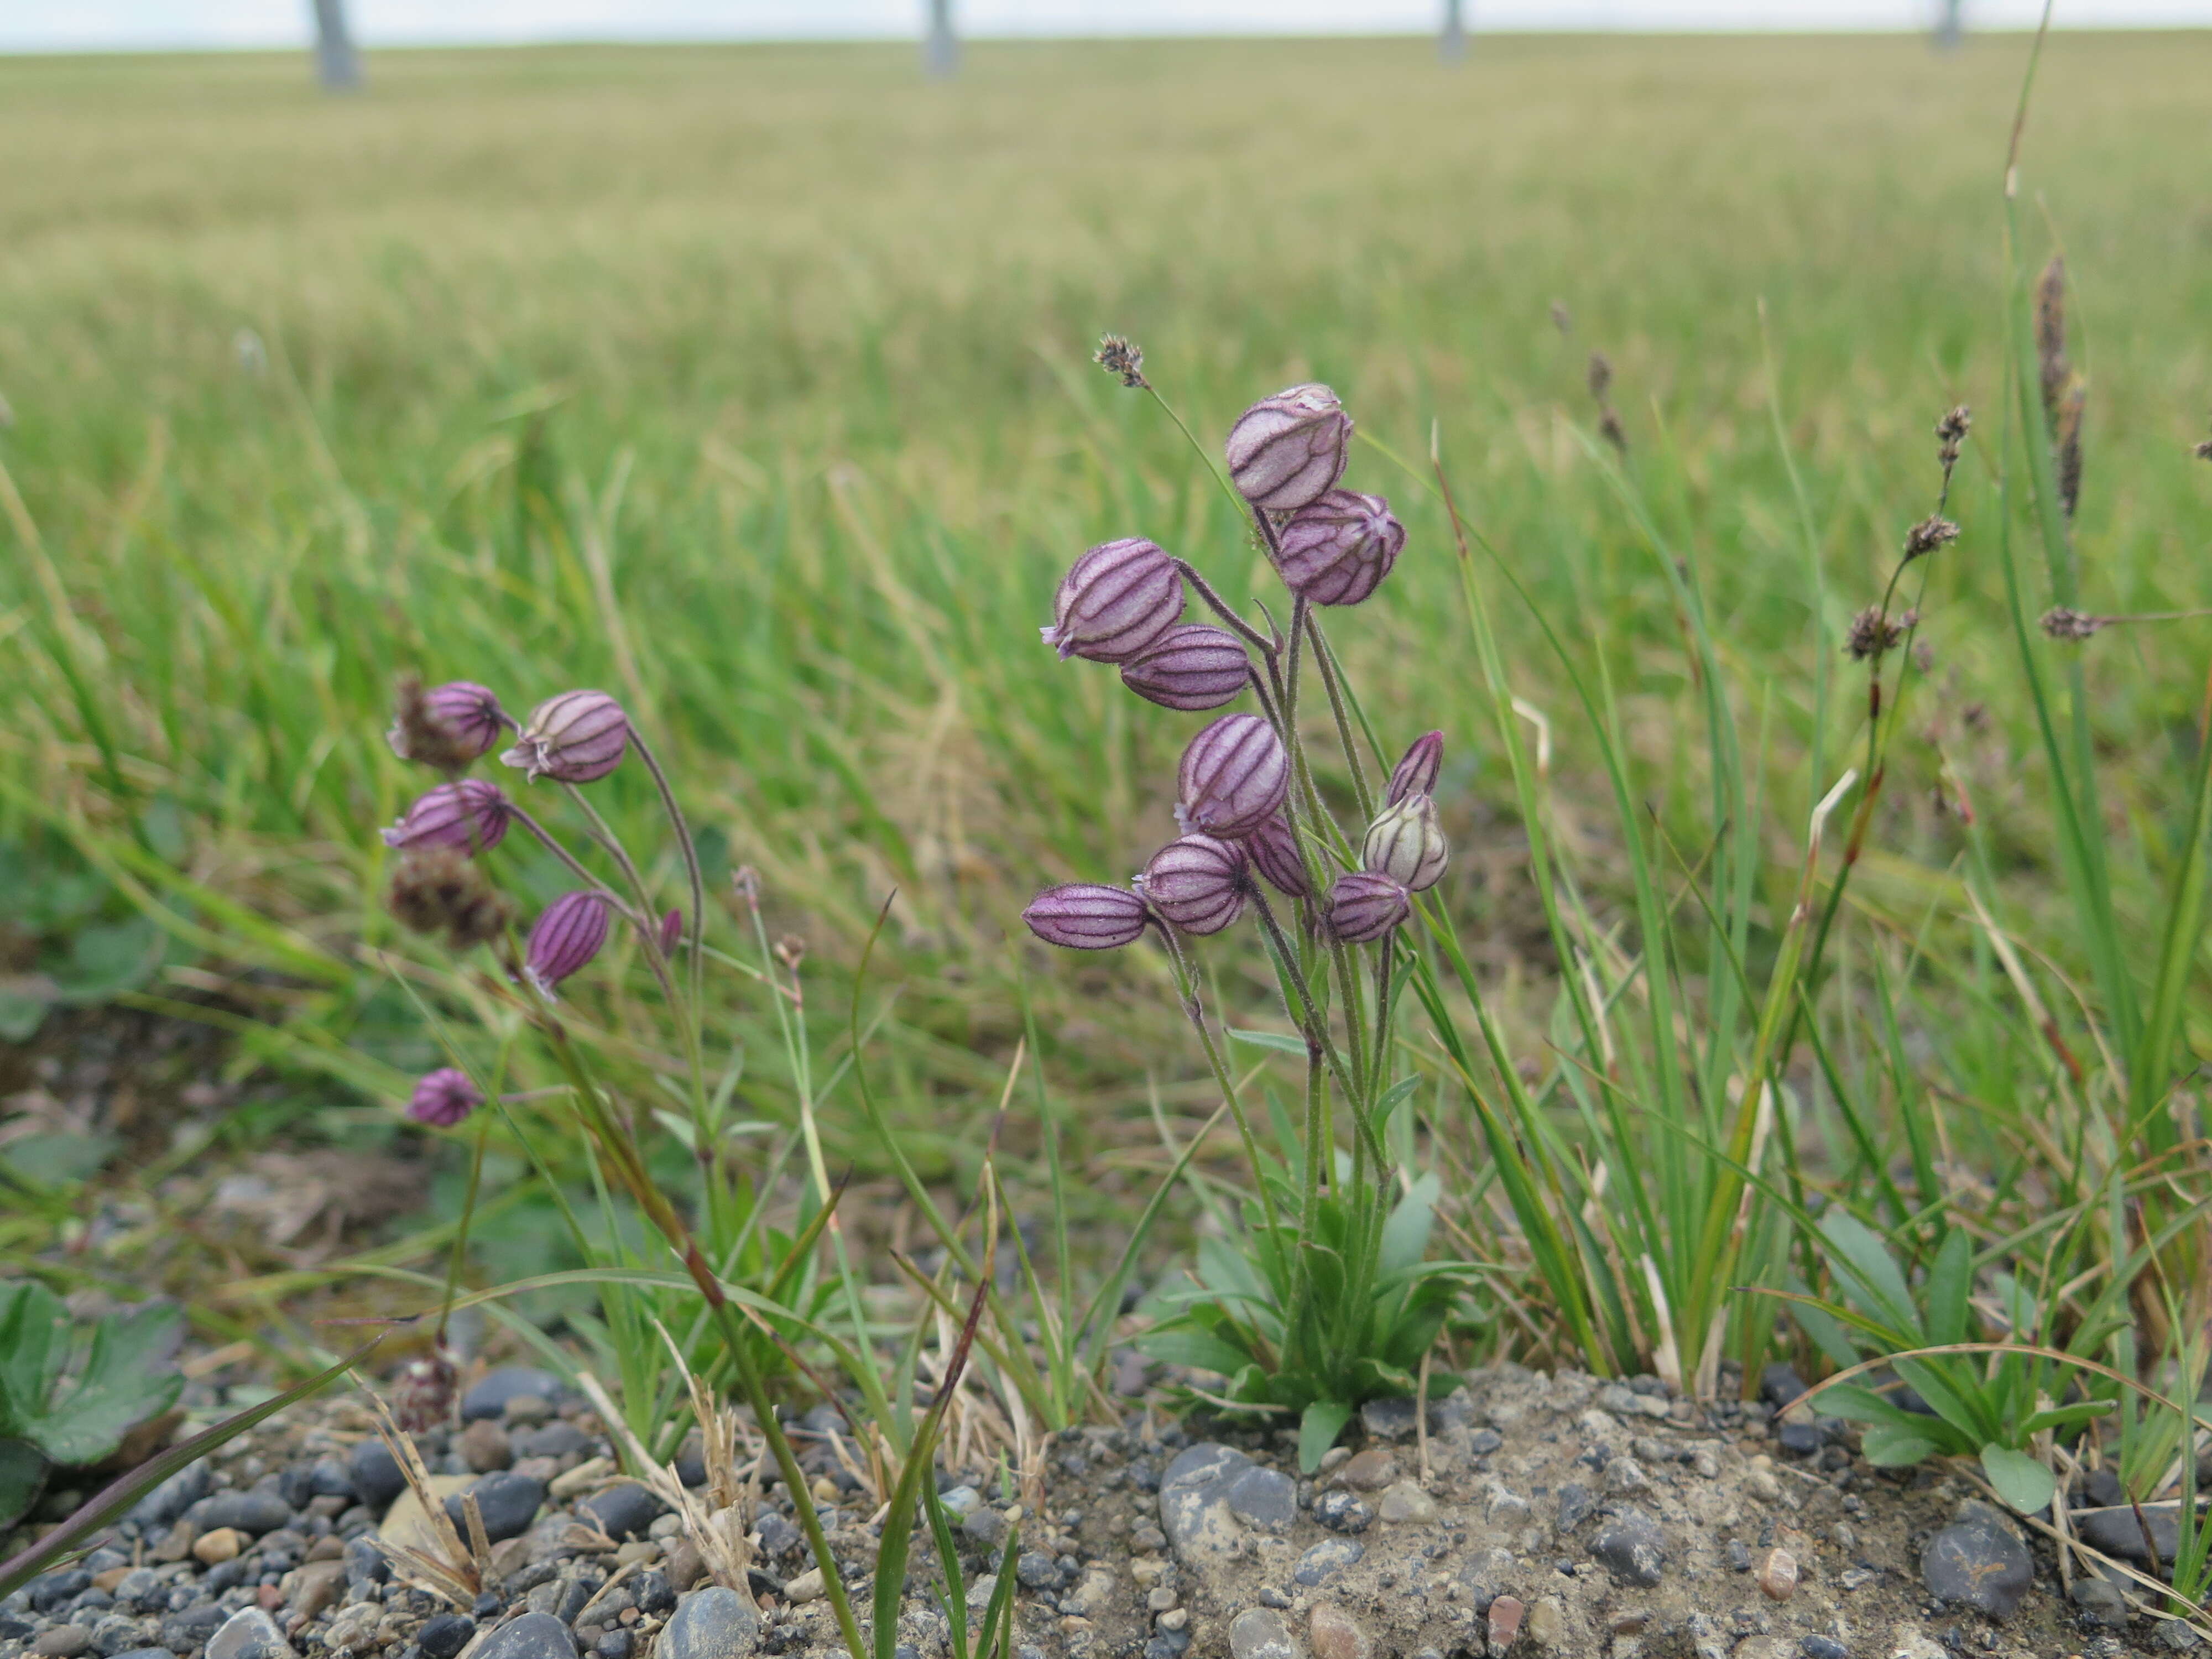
361 1387 479 1609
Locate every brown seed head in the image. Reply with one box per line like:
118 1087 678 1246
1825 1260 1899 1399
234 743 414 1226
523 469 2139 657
388 847 513 950
1904 515 1960 559
773 933 807 972
1845 606 1913 661
2039 606 2106 642
1550 300 1573 335
733 865 763 904
1094 334 1149 390
2035 255 2069 415
1937 405 1971 469
2195 438 2212 462
1586 351 1613 401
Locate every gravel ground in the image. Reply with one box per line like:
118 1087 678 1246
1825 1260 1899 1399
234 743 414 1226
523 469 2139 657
4 1363 2204 1659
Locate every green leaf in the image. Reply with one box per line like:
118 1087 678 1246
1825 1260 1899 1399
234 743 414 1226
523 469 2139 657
25 1303 184 1467
1380 1171 1440 1276
0 1439 47 1532
54 918 161 1004
0 1133 120 1188
1817 1213 1922 1339
1980 1444 2056 1515
1926 1229 1973 1346
1135 1326 1251 1378
1298 1401 1353 1474
1860 1422 1940 1467
0 988 49 1043
1227 1027 1308 1057
0 1284 67 1427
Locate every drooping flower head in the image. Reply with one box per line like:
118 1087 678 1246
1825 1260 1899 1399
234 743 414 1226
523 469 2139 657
1022 884 1152 951
525 891 612 995
1386 731 1443 807
1041 539 1185 664
1361 793 1448 893
1275 491 1405 607
501 691 629 784
406 1067 484 1128
382 779 512 854
1176 713 1290 841
1139 834 1249 936
387 679 506 769
1120 624 1253 712
1225 384 1352 513
1323 872 1411 943
1245 812 1311 899
656 909 684 958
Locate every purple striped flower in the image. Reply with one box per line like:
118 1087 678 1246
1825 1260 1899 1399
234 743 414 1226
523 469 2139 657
1140 834 1249 936
1362 794 1448 893
1323 871 1411 943
525 890 612 994
1176 713 1290 841
1022 884 1151 950
1041 539 1185 664
657 909 684 958
1275 490 1405 607
407 1068 484 1128
1225 384 1352 513
502 690 629 784
1120 624 1253 712
1386 731 1443 806
1246 812 1311 899
388 680 506 768
382 780 512 854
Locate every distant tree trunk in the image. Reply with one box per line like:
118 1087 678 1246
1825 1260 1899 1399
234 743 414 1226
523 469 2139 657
311 0 362 91
1934 0 1963 50
924 0 957 80
1440 0 1467 62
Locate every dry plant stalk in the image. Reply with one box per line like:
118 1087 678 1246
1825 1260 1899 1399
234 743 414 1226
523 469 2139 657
360 1388 484 1609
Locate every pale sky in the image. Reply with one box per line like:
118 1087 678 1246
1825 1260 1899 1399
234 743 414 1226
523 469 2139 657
7 0 2208 53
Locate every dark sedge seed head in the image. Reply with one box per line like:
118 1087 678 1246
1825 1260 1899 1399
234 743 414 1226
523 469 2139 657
1246 812 1311 899
1844 606 1914 661
383 779 512 854
1094 334 1149 390
1936 404 1973 467
1274 490 1406 608
1139 834 1249 936
1177 713 1291 841
1361 794 1448 893
1120 624 1253 711
1324 871 1411 943
1022 883 1151 951
1903 515 1960 559
2039 606 2105 641
1042 538 1185 664
1587 351 1613 401
407 1067 484 1128
388 677 505 770
387 847 514 948
2194 439 2212 462
1386 731 1444 807
502 690 630 785
525 890 612 995
1225 384 1352 514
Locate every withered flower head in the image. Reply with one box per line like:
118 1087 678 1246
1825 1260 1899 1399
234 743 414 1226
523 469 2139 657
1903 515 1960 559
387 677 505 770
2195 438 2212 462
2039 606 2106 642
1550 300 1573 335
774 933 807 972
388 847 514 950
1094 334 1149 390
392 1347 457 1433
1844 606 1914 661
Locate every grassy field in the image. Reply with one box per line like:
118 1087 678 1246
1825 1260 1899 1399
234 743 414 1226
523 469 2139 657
3 32 2211 1375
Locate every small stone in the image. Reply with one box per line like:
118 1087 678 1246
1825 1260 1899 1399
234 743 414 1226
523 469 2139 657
1015 1551 1058 1590
151 1522 197 1564
1225 1465 1296 1532
1467 1427 1504 1455
446 1470 547 1543
962 1507 1008 1550
1523 1598 1565 1649
1311 1490 1371 1534
1590 1507 1666 1587
347 1441 409 1515
1293 1538 1364 1587
1156 1608 1190 1630
1603 1457 1650 1494
937 1485 980 1517
1920 1516 2032 1620
1306 1603 1370 1659
1130 1524 1167 1554
613 1541 658 1568
416 1615 474 1659
1755 1548 1797 1601
459 1421 513 1474
2075 1503 2180 1563
285 1561 347 1623
2069 1575 2129 1626
472 1613 577 1659
1838 1567 1879 1592
1226 1608 1294 1659
1358 1399 1422 1442
192 1530 244 1567
205 1608 294 1659
515 1422 591 1462
197 1492 294 1537
1376 1481 1437 1525
1725 1538 1752 1572
580 1484 663 1542
1337 1451 1397 1492
1798 1637 1848 1658
130 1462 212 1528
661 1540 706 1591
320 1605 382 1659
461 1369 566 1422
549 1459 615 1501
1744 1467 1782 1504
780 1569 822 1605
33 1626 92 1658
1157 1443 1253 1563
1487 1595 1525 1651
1554 1483 1595 1532
656 1588 760 1659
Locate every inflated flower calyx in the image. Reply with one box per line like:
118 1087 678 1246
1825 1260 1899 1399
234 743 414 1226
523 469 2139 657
1275 490 1405 607
388 679 506 768
1386 731 1443 807
501 690 630 784
1041 539 1185 664
408 1068 484 1128
382 779 512 854
1140 834 1249 935
1361 792 1448 893
1177 713 1291 841
1225 384 1353 513
1246 812 1311 899
1323 871 1411 943
657 909 684 958
1022 884 1151 950
525 891 612 995
1120 624 1253 711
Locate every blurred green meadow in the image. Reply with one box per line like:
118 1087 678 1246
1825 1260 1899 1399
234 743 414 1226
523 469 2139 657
3 31 2210 1339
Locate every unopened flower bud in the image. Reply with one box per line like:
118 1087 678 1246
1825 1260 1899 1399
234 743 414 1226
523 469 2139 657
1140 834 1249 935
382 779 512 853
1246 812 1311 899
1362 793 1448 892
501 690 629 784
1120 624 1252 711
1041 539 1184 664
1177 713 1290 840
388 677 505 769
658 908 684 957
392 1346 458 1433
1386 731 1443 806
1022 883 1151 950
1323 871 1411 943
1225 384 1352 513
525 890 611 995
1275 490 1405 607
407 1067 484 1128
387 848 514 948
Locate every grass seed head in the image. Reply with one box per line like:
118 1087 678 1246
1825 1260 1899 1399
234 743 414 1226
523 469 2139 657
1937 404 1972 469
2039 606 2106 641
1845 605 1913 661
1094 333 1149 390
1904 515 1960 559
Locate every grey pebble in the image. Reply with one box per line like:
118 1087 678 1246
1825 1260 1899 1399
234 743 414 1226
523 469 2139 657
469 1613 578 1659
1921 1516 2032 1620
1590 1506 1667 1587
204 1608 294 1659
656 1588 759 1659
